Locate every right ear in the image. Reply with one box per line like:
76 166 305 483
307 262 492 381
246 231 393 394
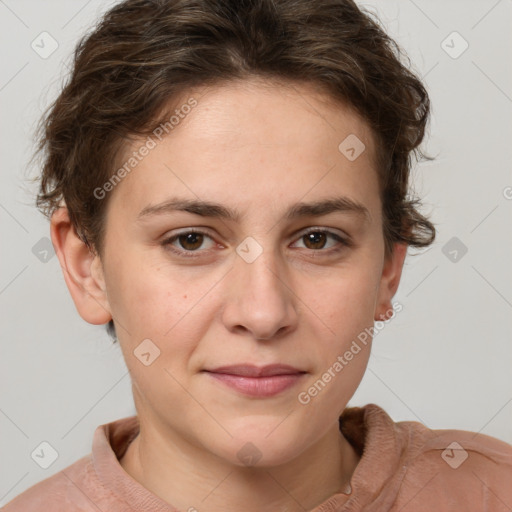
50 206 112 325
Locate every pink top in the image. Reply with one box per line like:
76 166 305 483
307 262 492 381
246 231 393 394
3 403 512 511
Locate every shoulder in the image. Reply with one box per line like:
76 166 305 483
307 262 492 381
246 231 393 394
342 404 512 510
1 454 110 512
2 415 140 512
394 418 512 511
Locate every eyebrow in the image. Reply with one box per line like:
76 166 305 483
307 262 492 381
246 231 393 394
137 196 371 223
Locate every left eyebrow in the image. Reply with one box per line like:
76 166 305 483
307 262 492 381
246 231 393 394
136 196 371 224
284 197 371 223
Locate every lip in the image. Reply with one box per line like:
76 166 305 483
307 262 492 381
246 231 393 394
206 364 304 377
203 364 307 397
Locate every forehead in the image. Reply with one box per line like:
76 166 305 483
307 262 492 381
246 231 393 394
107 79 379 219
166 78 375 158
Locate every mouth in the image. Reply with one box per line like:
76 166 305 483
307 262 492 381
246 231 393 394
205 364 306 377
202 364 307 398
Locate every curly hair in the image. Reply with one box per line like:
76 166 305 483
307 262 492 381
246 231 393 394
34 0 435 339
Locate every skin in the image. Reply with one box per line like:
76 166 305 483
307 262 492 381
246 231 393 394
51 78 407 512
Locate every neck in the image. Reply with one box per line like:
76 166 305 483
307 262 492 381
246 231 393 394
120 416 359 512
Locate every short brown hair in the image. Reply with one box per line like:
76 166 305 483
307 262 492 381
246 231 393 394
34 0 435 338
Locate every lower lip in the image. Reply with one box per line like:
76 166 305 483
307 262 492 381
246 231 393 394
206 372 305 397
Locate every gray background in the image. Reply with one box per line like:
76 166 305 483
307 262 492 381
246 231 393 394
1 0 511 504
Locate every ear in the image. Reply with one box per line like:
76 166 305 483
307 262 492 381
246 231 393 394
374 242 407 321
50 206 112 325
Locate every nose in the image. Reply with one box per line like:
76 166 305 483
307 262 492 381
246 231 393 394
221 246 299 341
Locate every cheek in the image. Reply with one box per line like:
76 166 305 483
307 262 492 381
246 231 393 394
105 254 223 383
319 263 382 336
105 253 195 337
296 272 378 416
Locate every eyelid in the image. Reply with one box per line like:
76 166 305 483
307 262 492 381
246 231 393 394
296 226 350 241
160 228 219 258
290 226 352 249
161 225 352 258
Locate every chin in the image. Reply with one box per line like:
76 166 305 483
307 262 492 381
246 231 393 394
214 421 309 468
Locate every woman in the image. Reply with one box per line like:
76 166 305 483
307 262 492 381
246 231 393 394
4 0 511 510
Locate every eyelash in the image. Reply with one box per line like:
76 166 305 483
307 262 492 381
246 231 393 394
160 228 352 259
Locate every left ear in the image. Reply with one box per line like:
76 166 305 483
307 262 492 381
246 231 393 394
374 243 407 321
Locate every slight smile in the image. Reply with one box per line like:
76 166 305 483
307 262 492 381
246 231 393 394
203 364 308 398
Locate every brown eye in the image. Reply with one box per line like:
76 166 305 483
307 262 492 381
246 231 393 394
303 231 328 250
161 230 216 257
291 229 350 253
177 232 204 251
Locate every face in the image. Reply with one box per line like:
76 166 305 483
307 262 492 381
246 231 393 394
74 79 404 466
